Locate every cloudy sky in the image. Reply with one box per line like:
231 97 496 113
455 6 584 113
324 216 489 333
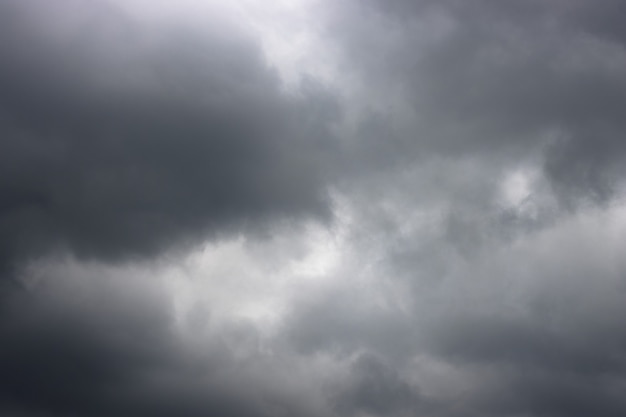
2 0 626 416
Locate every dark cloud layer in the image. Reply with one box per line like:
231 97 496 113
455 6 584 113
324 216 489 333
3 0 626 416
0 0 337 280
0 269 326 417
333 0 626 204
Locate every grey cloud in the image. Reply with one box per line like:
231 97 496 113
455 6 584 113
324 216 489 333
426 313 626 377
457 365 626 417
284 285 415 359
0 0 338 280
285 0 626 411
332 353 425 417
331 0 626 205
4 0 626 417
0 267 327 417
279 192 626 416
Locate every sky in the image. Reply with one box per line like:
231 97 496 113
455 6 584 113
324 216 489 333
1 0 626 416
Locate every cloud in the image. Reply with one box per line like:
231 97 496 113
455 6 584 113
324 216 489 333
3 0 626 416
329 0 626 204
332 352 425 417
0 262 334 417
278 198 626 417
0 0 338 280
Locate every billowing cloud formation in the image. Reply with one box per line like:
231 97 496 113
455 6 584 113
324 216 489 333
0 264 333 417
0 0 337 279
3 0 626 416
331 0 626 202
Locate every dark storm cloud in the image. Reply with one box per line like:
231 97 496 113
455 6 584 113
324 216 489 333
0 267 327 417
332 353 425 417
0 0 338 280
331 0 626 204
420 313 626 417
4 0 626 417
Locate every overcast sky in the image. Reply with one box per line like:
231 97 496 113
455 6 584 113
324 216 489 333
2 0 626 416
